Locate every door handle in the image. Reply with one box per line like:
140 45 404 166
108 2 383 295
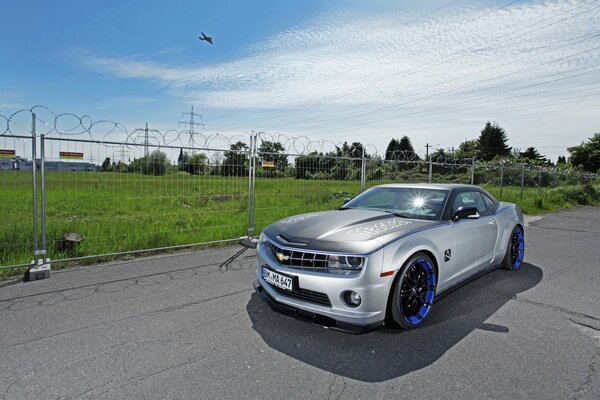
489 220 497 225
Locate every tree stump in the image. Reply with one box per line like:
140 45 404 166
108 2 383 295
60 232 83 253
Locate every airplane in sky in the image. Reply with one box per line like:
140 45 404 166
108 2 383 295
199 32 213 44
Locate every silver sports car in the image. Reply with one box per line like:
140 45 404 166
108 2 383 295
253 183 525 333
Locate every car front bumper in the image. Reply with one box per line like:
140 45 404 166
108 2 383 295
254 240 391 332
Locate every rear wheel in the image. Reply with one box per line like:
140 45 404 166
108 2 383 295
389 253 437 329
502 225 525 271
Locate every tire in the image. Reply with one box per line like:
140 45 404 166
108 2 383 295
389 252 437 329
502 225 525 271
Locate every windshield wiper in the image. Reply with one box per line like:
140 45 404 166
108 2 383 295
381 210 411 218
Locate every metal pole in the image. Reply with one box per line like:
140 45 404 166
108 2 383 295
538 169 542 187
428 157 433 184
31 113 39 265
499 165 504 198
470 157 475 185
40 133 47 263
520 164 525 199
360 147 366 192
249 132 257 237
246 133 254 238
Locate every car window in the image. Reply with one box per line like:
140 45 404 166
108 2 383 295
359 190 395 208
481 193 495 210
343 187 449 221
451 191 487 215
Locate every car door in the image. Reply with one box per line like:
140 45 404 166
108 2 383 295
448 190 498 282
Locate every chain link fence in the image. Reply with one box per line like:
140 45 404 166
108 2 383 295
0 106 596 272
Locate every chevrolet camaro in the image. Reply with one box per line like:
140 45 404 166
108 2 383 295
253 183 525 333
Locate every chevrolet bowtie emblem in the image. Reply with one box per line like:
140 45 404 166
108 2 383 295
276 252 289 262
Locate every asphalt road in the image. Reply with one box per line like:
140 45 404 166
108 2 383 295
1 207 599 399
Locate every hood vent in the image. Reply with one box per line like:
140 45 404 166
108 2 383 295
277 234 308 246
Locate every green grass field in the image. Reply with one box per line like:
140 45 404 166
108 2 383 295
1 170 597 276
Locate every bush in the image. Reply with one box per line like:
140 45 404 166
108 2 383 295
558 183 598 205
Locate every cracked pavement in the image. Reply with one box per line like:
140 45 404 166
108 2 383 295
0 206 599 399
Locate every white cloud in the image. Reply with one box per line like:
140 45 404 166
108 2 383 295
83 0 600 160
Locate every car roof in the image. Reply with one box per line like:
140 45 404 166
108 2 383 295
375 183 478 191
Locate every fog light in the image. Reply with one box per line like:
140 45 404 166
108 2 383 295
343 291 361 307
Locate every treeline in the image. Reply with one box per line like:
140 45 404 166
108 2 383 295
98 122 600 177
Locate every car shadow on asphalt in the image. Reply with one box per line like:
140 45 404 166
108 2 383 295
246 263 543 383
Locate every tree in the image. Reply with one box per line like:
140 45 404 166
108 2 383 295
294 151 336 179
112 160 127 173
101 157 111 172
456 139 480 159
186 152 208 175
385 136 417 160
258 140 288 176
142 150 169 176
568 133 600 173
557 155 567 165
385 138 400 160
178 150 190 172
221 141 249 176
519 147 547 162
478 121 511 161
336 141 368 159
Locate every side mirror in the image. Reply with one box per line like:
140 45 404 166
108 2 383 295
452 206 479 221
343 198 351 205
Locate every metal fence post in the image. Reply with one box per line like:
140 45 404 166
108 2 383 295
520 164 525 199
246 132 255 238
428 157 432 184
27 114 51 279
250 132 257 237
470 157 475 185
499 164 504 198
360 148 366 192
31 113 39 265
40 133 47 263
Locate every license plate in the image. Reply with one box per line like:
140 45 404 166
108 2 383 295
262 266 294 291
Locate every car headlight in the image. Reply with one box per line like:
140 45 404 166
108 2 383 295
327 255 365 270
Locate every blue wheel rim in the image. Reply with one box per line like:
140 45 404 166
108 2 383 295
400 258 436 325
510 227 525 269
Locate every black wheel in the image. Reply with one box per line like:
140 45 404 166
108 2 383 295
389 253 437 329
502 225 525 271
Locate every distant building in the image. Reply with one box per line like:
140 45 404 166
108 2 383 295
44 161 97 172
0 158 14 170
2 158 97 172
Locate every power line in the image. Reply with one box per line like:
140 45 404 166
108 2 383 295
132 122 160 157
179 105 205 148
221 0 598 131
269 43 600 135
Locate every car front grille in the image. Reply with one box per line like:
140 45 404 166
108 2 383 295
266 282 332 307
266 241 329 270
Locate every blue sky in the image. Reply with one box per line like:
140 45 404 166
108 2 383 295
1 0 599 161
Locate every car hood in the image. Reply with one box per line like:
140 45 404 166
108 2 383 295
262 209 441 254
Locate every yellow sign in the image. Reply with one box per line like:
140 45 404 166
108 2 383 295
60 151 84 160
261 160 275 168
0 149 15 158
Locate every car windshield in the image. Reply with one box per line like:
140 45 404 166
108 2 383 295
341 187 449 221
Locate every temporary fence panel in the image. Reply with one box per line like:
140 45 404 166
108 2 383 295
1 106 598 271
41 128 250 264
250 133 362 236
0 134 37 269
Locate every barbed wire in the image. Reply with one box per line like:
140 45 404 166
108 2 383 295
0 105 597 180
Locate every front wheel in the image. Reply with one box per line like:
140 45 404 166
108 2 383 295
502 225 525 271
389 253 437 329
